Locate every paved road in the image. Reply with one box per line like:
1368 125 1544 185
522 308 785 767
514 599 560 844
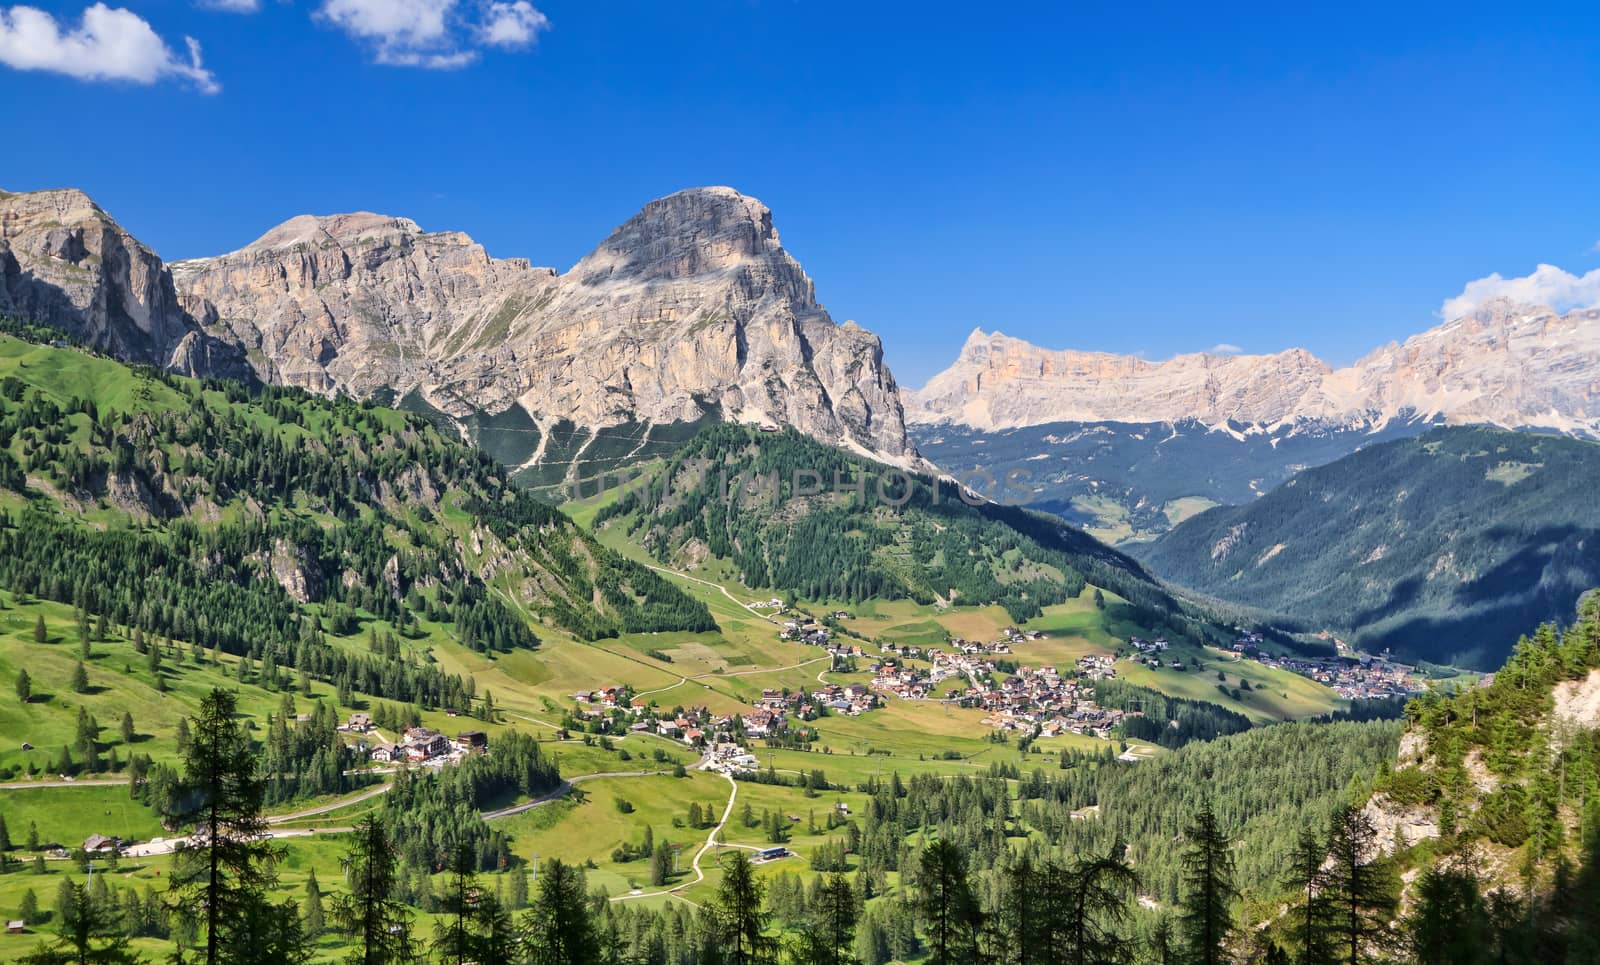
266 782 391 825
121 825 359 858
608 757 738 903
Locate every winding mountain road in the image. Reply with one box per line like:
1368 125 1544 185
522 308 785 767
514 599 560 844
641 563 777 624
607 763 739 904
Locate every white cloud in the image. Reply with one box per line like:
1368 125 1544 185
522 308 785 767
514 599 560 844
1439 263 1600 320
197 0 260 12
0 3 219 92
1208 343 1244 355
479 0 546 47
319 0 547 68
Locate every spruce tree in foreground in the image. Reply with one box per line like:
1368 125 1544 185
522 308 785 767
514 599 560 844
301 869 324 939
1146 912 1178 965
1062 852 1139 965
1404 862 1488 965
522 858 600 965
432 844 502 965
1283 827 1333 965
233 898 312 965
169 687 282 965
329 815 414 965
1178 801 1236 965
1322 805 1397 965
18 880 138 964
916 839 979 965
717 850 776 965
789 872 859 965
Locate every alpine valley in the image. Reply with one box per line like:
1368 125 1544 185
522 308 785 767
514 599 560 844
2 181 1600 965
908 308 1600 542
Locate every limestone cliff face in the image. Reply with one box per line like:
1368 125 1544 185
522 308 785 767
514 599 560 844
172 187 916 462
0 188 248 378
911 329 1333 428
909 299 1600 436
1330 299 1600 434
172 210 558 396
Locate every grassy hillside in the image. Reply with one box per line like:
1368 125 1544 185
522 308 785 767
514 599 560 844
1135 426 1600 668
0 326 714 706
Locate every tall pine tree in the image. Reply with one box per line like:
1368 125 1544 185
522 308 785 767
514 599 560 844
169 688 282 965
1177 801 1236 965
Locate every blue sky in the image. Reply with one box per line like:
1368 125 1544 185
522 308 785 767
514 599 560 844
3 1 1599 385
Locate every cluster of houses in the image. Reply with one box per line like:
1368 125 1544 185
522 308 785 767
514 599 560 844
340 713 487 765
707 742 763 773
868 627 1041 702
570 678 881 751
745 683 874 733
1127 636 1182 669
1270 654 1422 700
572 689 715 745
869 639 1136 742
973 663 1132 739
1228 636 1424 700
779 614 832 646
870 657 961 701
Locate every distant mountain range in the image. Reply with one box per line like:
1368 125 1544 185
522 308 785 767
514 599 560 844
909 302 1600 542
0 186 917 484
908 302 1600 436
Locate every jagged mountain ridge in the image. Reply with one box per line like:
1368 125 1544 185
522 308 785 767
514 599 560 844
0 188 250 380
908 299 1600 437
169 186 916 465
0 186 915 467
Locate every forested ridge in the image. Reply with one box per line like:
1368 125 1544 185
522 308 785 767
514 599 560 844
596 423 1230 646
1381 590 1600 888
1136 425 1600 668
0 325 712 711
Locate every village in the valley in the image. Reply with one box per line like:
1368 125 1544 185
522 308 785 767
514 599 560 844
1222 632 1427 701
555 608 1433 779
328 606 1426 783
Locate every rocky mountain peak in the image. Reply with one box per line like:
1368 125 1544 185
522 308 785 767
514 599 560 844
573 186 795 288
0 186 110 227
0 187 249 379
138 186 916 464
239 211 426 254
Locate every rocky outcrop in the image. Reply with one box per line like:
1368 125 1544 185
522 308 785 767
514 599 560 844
909 299 1600 436
0 188 249 379
171 187 917 463
1360 792 1441 859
